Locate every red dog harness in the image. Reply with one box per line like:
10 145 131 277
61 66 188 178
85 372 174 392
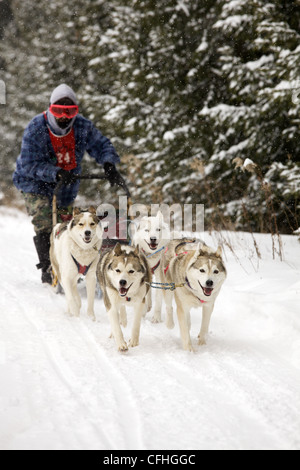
71 255 93 276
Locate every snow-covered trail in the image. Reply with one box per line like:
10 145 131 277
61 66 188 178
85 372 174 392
0 207 299 450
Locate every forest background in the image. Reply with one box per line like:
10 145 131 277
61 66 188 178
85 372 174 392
0 0 299 234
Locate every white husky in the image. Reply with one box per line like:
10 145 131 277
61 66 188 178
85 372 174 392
50 207 103 320
132 211 171 323
161 239 227 351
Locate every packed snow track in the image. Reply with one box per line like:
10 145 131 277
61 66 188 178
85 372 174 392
0 208 299 450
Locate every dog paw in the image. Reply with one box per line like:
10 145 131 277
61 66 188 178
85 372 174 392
166 318 175 330
87 311 96 322
151 315 162 324
67 310 80 318
198 335 207 346
72 310 80 318
118 343 128 353
128 338 139 348
184 343 195 353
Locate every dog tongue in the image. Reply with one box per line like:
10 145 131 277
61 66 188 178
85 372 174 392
119 287 128 296
203 287 213 296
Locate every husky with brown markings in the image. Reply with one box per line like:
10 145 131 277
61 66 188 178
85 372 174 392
97 243 152 352
160 239 227 351
50 207 103 320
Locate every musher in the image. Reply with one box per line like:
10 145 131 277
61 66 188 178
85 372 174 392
13 84 123 284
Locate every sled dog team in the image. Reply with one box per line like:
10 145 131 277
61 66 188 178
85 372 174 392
50 208 227 352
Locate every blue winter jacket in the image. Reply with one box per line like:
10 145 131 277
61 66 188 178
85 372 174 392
13 113 120 207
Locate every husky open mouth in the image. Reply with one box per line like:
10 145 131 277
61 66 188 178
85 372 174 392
119 284 133 297
146 240 158 251
81 234 92 244
199 281 214 297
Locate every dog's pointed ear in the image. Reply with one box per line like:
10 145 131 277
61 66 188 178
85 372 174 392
88 206 97 215
195 242 204 257
69 219 75 230
73 207 81 217
156 210 164 223
199 243 211 256
133 245 140 257
114 243 122 256
185 242 203 267
215 245 223 258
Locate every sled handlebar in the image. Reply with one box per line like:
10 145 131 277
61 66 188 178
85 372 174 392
52 173 132 227
54 173 132 198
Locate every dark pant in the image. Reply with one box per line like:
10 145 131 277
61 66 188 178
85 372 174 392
22 192 72 234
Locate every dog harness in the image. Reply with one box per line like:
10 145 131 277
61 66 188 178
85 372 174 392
141 246 165 274
44 112 77 171
142 246 166 258
71 255 93 276
151 260 161 275
164 248 189 275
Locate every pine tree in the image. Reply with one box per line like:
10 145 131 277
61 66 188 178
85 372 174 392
195 0 300 233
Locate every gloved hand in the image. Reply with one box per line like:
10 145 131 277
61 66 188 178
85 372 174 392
104 162 126 188
57 169 77 186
